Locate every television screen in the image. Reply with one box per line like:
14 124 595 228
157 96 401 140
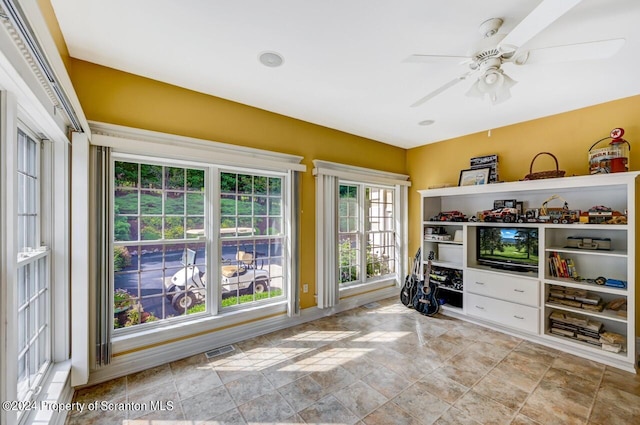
477 227 539 272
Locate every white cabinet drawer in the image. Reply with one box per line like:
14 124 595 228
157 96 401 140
466 269 539 307
466 293 539 334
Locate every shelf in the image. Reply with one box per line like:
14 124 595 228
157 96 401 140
420 172 638 372
545 302 628 324
429 260 463 270
546 246 627 258
436 285 463 294
544 332 628 359
424 239 463 245
544 278 627 296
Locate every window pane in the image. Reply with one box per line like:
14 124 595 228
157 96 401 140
220 172 236 192
186 217 205 237
186 192 204 215
339 234 360 284
16 130 50 402
221 194 236 215
115 189 138 215
18 173 26 214
254 176 267 195
186 169 204 191
164 217 185 239
18 307 26 350
140 164 161 189
238 174 252 194
140 190 162 214
115 161 139 187
338 185 360 285
140 217 162 240
165 167 185 190
165 192 185 215
237 196 252 216
220 171 286 310
268 198 281 216
113 162 207 330
268 177 281 195
254 196 267 215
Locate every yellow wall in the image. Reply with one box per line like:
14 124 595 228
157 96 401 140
67 58 407 309
407 94 640 330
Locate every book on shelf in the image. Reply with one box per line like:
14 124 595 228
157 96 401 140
548 252 578 279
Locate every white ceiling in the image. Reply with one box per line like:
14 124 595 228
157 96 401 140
50 0 640 149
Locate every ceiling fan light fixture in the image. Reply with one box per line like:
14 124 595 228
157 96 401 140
466 69 517 104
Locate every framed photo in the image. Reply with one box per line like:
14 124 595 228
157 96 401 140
459 167 491 186
516 201 524 215
494 199 516 209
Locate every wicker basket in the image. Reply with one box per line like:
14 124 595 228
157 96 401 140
523 152 566 180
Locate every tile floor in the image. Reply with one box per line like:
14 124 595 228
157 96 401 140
66 298 640 424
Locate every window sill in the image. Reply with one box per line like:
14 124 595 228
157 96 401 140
24 361 72 425
339 276 398 300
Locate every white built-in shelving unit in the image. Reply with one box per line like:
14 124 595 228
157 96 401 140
418 172 639 372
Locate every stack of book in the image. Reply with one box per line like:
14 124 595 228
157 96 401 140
547 285 603 312
549 311 627 353
548 251 577 278
549 310 603 346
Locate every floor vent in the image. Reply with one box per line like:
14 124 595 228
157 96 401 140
205 345 235 359
362 302 380 309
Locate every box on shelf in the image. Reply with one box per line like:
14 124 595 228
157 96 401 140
566 237 611 250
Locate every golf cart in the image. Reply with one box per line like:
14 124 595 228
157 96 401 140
164 247 271 314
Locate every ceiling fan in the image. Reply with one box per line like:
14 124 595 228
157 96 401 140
408 0 625 106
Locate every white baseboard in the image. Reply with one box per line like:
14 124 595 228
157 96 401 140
85 285 398 386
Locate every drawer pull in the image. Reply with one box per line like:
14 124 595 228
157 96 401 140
475 281 485 285
513 289 525 293
475 305 485 310
514 315 524 320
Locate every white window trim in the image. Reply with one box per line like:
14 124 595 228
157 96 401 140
1 93 71 424
313 160 410 308
88 122 305 358
90 121 306 172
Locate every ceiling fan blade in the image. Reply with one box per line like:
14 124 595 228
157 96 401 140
499 0 583 52
410 74 470 107
516 38 625 65
404 54 469 63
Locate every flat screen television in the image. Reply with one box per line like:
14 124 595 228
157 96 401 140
477 227 539 273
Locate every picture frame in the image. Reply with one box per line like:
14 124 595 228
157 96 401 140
516 201 524 215
459 167 491 186
493 199 517 209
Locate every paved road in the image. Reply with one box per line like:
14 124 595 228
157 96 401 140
114 243 283 322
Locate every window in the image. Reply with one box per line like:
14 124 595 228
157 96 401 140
113 161 207 328
338 183 396 286
111 159 291 331
314 160 409 309
16 129 51 403
220 171 285 308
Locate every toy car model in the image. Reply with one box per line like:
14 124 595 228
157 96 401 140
517 208 542 223
430 210 467 222
482 207 518 223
